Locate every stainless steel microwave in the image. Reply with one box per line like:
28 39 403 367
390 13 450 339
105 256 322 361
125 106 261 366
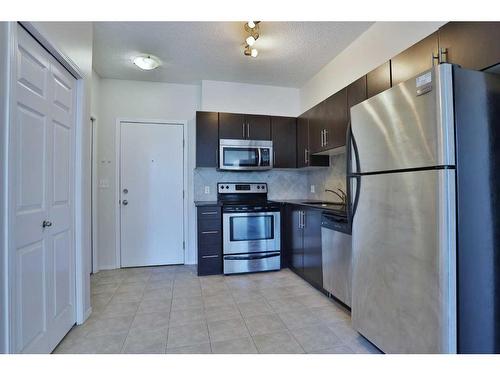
219 139 273 171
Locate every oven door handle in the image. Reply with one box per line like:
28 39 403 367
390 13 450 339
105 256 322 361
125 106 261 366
224 252 280 261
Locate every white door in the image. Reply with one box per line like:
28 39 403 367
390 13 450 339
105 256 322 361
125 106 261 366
120 122 185 267
12 25 76 353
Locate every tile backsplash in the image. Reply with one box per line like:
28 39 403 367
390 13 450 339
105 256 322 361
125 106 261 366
194 168 310 200
193 153 347 202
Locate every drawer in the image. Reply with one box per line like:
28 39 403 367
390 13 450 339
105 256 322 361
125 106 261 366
197 206 221 219
198 218 221 232
198 230 221 247
198 253 223 276
198 244 222 257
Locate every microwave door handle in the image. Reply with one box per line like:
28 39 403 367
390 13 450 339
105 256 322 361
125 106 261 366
257 148 262 167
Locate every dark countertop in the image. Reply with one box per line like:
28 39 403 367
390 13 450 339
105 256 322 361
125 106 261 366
194 201 221 207
272 199 348 217
195 199 347 217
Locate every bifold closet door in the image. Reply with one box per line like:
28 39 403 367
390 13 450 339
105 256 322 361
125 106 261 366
12 25 77 353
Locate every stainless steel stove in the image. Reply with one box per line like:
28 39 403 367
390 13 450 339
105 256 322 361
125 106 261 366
218 183 281 274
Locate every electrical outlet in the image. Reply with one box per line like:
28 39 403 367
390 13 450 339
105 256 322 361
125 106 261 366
310 185 315 193
204 186 210 194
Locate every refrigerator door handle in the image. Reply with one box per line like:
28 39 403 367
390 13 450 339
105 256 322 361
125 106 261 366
347 122 361 175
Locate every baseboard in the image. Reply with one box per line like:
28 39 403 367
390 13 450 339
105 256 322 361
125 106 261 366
79 307 92 325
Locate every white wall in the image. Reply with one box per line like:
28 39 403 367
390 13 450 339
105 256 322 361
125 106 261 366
201 80 300 116
300 21 446 112
96 79 200 268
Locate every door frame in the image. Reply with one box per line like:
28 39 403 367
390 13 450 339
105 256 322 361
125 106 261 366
4 22 87 353
91 116 98 274
114 119 188 268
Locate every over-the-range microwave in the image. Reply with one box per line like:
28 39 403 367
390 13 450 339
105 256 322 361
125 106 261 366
219 139 273 171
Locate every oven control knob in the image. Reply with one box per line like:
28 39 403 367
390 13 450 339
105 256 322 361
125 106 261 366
257 186 260 189
261 185 265 189
226 185 229 189
220 186 224 189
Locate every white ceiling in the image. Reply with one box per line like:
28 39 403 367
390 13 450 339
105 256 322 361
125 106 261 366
93 22 373 88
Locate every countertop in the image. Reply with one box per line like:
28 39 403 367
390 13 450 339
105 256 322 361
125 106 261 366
194 201 221 207
195 199 347 216
272 199 348 217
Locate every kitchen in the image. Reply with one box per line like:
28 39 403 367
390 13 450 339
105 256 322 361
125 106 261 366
1 8 500 368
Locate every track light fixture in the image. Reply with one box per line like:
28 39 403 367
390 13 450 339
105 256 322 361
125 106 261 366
244 21 260 58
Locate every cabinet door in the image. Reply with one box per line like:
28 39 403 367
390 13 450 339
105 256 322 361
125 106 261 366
219 112 246 140
347 75 367 122
303 208 323 289
308 103 323 154
323 89 348 150
289 207 304 275
391 32 439 86
439 22 500 71
246 114 271 140
196 111 219 167
271 116 297 168
297 115 309 168
367 61 392 99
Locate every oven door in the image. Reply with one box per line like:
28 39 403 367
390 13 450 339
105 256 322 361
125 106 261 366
223 211 281 255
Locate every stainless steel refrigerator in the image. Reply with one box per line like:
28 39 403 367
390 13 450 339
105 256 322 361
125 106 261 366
348 63 500 354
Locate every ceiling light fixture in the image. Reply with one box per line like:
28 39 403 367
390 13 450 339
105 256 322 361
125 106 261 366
243 21 260 58
133 55 161 70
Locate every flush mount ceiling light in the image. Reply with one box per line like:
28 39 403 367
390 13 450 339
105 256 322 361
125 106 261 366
243 21 260 58
133 55 161 70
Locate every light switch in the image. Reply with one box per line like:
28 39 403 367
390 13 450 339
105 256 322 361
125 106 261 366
310 185 315 193
204 186 210 194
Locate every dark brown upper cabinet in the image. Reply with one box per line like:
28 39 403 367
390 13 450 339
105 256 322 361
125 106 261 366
391 32 439 86
322 88 348 150
308 103 323 154
347 75 367 122
219 113 245 139
271 116 297 168
439 22 500 71
218 112 271 140
297 114 310 168
246 114 271 140
367 61 392 99
196 111 219 168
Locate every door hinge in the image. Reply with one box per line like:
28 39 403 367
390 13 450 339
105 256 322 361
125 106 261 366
183 190 185 199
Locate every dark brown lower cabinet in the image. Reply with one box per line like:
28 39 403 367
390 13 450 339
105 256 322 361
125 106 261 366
197 205 222 276
285 205 323 289
302 208 323 289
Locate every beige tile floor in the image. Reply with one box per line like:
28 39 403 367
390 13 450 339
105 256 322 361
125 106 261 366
53 265 381 354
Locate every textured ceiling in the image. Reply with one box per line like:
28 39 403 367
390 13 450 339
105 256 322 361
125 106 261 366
93 22 373 87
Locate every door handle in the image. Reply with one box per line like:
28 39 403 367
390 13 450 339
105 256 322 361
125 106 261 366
122 200 128 206
42 220 52 228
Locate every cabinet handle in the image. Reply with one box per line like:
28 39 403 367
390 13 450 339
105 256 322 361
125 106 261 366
439 47 448 64
215 148 218 166
201 211 218 215
304 148 309 164
302 211 306 228
247 122 250 139
321 129 325 147
202 255 219 259
273 150 276 167
432 51 439 67
201 230 219 234
242 122 246 138
324 129 328 147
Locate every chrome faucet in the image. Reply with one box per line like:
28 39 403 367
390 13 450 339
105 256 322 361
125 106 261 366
325 188 347 205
